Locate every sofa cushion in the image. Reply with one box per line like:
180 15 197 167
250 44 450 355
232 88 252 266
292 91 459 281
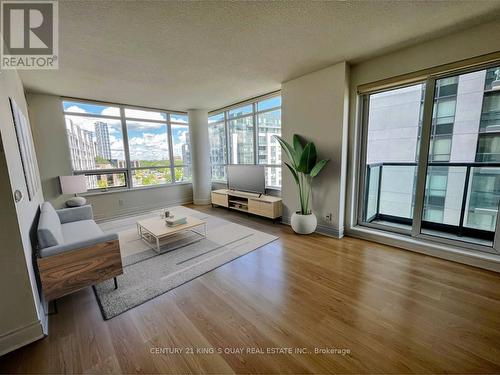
61 220 104 245
57 205 93 224
37 202 64 248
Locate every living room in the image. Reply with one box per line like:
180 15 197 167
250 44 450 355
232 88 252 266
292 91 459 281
1 1 500 374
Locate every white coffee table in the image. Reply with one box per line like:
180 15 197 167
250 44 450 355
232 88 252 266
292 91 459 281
136 216 207 253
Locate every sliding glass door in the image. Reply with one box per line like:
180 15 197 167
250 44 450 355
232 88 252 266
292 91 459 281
359 63 500 254
360 83 425 234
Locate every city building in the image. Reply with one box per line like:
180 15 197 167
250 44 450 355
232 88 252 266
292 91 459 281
65 119 96 171
258 113 282 187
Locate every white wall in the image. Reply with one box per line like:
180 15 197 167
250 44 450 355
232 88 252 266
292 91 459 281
26 94 71 208
281 61 349 237
0 70 45 355
85 184 193 221
27 93 193 220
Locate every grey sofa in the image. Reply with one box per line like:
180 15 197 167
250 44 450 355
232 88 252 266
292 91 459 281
37 202 117 257
36 202 123 301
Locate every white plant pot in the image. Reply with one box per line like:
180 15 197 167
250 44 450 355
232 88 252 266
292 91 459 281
291 212 317 234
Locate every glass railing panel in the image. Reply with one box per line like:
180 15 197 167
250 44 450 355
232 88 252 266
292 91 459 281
378 165 417 220
364 165 381 222
464 167 500 232
422 166 467 226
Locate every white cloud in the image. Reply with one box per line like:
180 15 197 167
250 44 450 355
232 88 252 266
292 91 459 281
101 107 121 117
65 105 87 114
170 114 188 124
125 109 166 122
128 132 169 161
126 120 165 131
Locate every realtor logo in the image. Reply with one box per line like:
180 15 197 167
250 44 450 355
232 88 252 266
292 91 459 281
1 0 58 69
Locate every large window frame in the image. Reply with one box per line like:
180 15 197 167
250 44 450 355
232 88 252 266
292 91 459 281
208 91 282 189
356 60 500 255
63 98 191 192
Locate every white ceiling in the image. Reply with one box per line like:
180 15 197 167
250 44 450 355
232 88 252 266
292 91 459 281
20 0 500 112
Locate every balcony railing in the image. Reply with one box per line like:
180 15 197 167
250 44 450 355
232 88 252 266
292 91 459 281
364 162 500 241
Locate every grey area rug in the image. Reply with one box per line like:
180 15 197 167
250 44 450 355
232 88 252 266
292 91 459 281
94 206 278 320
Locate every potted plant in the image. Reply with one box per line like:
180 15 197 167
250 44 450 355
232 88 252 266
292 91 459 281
274 134 329 234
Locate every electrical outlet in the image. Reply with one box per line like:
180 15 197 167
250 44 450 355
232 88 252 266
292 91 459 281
118 199 124 206
326 213 332 221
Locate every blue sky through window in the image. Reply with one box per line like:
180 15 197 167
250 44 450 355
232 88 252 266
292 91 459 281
63 102 188 162
63 101 120 116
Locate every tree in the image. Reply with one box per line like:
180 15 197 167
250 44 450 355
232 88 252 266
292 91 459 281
95 156 109 164
97 178 108 188
141 173 157 186
175 167 183 181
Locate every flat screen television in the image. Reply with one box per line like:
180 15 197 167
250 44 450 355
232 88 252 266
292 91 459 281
227 165 265 194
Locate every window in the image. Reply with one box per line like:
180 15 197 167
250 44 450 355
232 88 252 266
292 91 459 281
228 104 252 119
359 63 500 253
477 67 500 162
170 121 192 182
65 115 125 171
125 110 171 187
257 108 281 188
208 113 227 182
63 100 191 191
208 93 282 188
229 115 254 164
126 121 169 165
362 84 424 225
476 134 500 162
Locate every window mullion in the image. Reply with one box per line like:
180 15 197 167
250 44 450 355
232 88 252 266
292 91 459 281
167 113 175 183
253 102 258 165
120 106 133 189
357 94 370 223
225 111 231 165
411 77 437 237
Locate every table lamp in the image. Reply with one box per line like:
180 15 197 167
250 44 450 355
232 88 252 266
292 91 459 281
59 175 88 207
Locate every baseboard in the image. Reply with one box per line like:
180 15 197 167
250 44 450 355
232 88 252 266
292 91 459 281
281 216 344 239
316 223 344 239
94 197 193 222
0 320 44 357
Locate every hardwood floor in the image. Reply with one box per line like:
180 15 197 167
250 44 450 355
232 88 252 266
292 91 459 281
2 204 500 374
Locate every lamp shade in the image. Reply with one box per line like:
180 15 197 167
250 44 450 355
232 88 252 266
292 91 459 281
59 175 87 194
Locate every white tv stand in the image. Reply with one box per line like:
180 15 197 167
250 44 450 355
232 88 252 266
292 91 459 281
211 189 282 220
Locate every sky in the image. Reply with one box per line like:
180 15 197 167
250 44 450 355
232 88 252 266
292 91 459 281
63 102 189 162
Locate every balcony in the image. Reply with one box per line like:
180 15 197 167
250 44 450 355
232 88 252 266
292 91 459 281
364 162 500 245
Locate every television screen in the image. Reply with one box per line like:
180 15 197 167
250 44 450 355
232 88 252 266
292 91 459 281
227 165 265 194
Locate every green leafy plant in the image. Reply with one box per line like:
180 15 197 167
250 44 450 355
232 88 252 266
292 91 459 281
274 134 329 215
